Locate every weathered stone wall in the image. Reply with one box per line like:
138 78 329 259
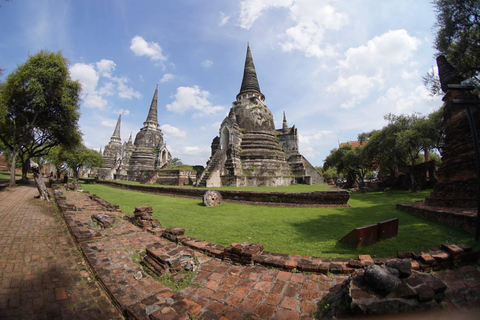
81 179 350 206
155 170 198 186
425 89 480 207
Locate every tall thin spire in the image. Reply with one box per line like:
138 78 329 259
237 43 264 101
111 114 121 143
144 84 159 129
282 111 289 131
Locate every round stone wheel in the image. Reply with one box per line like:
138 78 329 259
203 190 222 207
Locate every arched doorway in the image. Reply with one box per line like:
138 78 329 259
221 126 230 150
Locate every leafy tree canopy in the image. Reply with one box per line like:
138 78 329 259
425 0 480 94
0 50 82 186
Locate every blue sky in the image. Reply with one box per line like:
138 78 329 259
0 0 442 167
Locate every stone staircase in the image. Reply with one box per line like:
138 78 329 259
195 149 226 187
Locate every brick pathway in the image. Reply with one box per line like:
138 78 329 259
0 184 123 319
1 183 479 319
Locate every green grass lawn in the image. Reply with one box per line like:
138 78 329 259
79 183 478 259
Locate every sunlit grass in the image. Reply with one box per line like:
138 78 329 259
79 183 478 259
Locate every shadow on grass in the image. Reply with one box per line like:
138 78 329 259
289 190 477 258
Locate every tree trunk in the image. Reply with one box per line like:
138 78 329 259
9 148 18 187
410 166 417 192
30 159 51 201
21 158 30 183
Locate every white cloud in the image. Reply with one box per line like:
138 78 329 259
83 94 108 109
160 73 174 83
96 59 116 78
220 12 230 26
130 35 167 63
378 85 435 113
181 146 210 156
115 76 142 99
339 30 421 74
201 60 213 68
238 0 293 29
101 120 116 127
160 124 187 138
238 0 347 58
328 29 421 109
280 0 348 57
98 82 115 96
166 85 225 116
69 63 99 94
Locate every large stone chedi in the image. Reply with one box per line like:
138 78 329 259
197 44 324 187
425 56 480 207
98 85 171 181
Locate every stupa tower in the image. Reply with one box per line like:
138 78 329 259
127 85 170 181
98 113 123 179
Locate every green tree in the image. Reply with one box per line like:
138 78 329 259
0 50 82 187
424 0 480 94
62 145 103 182
364 113 438 192
324 144 372 192
169 157 183 166
44 145 68 178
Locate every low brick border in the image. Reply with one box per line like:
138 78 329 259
79 178 350 207
397 202 477 234
82 185 480 275
52 186 480 319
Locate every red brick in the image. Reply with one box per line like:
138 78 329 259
276 309 300 320
280 297 300 310
205 280 220 290
255 304 275 318
211 291 228 301
285 260 297 270
271 280 286 294
222 274 240 285
225 294 244 307
277 271 291 281
284 283 300 297
206 301 226 314
262 274 274 281
253 281 272 291
219 282 235 293
265 293 282 306
239 299 259 313
247 290 264 302
238 279 255 287
298 289 322 300
197 288 214 298
233 286 250 296
291 273 305 283
302 282 317 291
208 272 223 281
301 301 317 314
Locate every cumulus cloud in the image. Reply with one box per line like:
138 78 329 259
201 60 213 68
70 59 142 109
160 124 187 138
280 0 348 57
339 30 421 74
96 59 116 77
377 85 434 113
238 0 347 57
160 73 174 83
166 85 225 117
238 0 293 29
328 29 421 109
130 35 167 64
101 120 116 127
69 63 99 94
181 146 210 156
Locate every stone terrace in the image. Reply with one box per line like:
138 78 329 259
49 185 480 319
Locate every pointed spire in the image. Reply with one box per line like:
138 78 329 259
282 111 289 131
436 55 464 92
128 132 132 144
99 146 103 155
144 84 159 129
237 43 264 101
111 114 121 143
